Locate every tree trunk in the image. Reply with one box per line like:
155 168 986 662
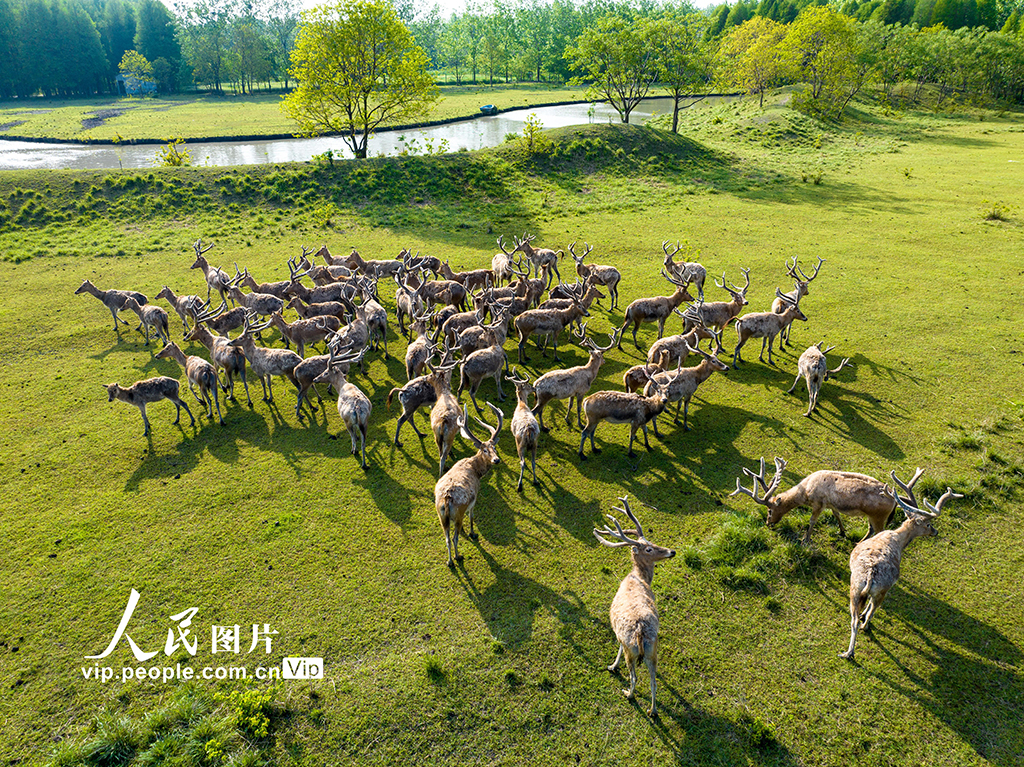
672 96 680 133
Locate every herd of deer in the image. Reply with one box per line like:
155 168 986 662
76 234 960 716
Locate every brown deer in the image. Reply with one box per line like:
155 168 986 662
532 327 617 431
617 271 694 351
513 290 589 363
511 233 562 288
191 300 247 338
237 264 293 299
228 313 302 403
155 286 204 335
285 297 347 322
428 359 462 476
507 368 540 491
387 370 439 447
439 259 493 293
646 308 716 370
313 347 372 469
682 269 751 352
643 339 729 433
184 322 252 407
787 342 852 416
840 486 961 660
732 288 807 368
269 312 338 358
155 342 225 425
121 296 170 347
74 279 147 336
433 403 503 566
404 314 434 381
570 241 622 310
772 256 824 346
225 282 284 319
491 235 518 286
594 495 676 717
730 457 926 545
189 240 232 305
104 377 194 436
457 321 509 412
662 241 706 298
342 248 403 278
579 378 670 459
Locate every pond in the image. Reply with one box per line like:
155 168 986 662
0 96 731 171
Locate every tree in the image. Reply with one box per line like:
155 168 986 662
438 15 470 84
719 15 789 107
135 0 182 90
176 0 232 92
782 6 860 102
648 11 715 132
0 0 17 98
119 49 154 79
101 0 136 87
564 14 659 123
227 18 272 93
282 0 438 159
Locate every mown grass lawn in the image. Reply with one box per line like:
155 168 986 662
0 92 1022 766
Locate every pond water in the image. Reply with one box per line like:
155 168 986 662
0 96 731 171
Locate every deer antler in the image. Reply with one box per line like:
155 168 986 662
796 256 825 282
730 457 787 507
890 467 925 508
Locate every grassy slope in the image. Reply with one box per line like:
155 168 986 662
0 84 588 142
0 93 1022 765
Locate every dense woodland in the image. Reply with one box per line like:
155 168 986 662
0 0 1022 104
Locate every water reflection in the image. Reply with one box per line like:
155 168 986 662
0 96 730 171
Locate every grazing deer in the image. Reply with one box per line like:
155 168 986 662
840 486 961 660
314 348 372 469
732 288 807 368
511 233 562 287
433 403 503 566
617 271 694 351
155 286 203 335
184 322 252 407
594 495 676 717
682 269 751 352
662 241 706 298
787 342 852 416
507 368 540 491
104 377 194 436
643 339 729 433
532 327 617 431
570 241 622 310
228 313 302 403
513 290 589 363
155 342 225 425
121 296 170 347
269 312 338 358
730 457 926 545
429 359 463 476
773 256 824 346
74 279 147 335
189 240 232 305
579 378 670 459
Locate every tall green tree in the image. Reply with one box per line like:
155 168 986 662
719 15 789 107
282 0 438 158
648 11 715 132
135 0 182 89
0 0 20 98
100 0 136 87
564 14 659 123
177 0 232 92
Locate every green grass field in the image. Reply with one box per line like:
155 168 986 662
0 90 1022 766
0 84 589 142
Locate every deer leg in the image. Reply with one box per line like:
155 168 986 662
576 397 584 429
862 587 889 630
682 396 692 431
518 338 528 363
608 644 623 672
534 399 550 432
657 318 666 339
211 385 224 425
840 591 867 660
803 507 821 545
831 510 847 538
650 414 661 439
732 336 746 368
174 396 195 427
137 403 151 436
517 455 526 492
758 337 768 363
259 376 270 402
469 386 483 414
627 425 639 458
623 652 638 700
239 369 253 408
360 425 368 469
787 371 802 394
632 322 641 350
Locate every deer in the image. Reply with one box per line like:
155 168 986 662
285 275 351 306
617 271 694 351
570 241 622 310
643 339 729 434
511 233 562 288
537 276 606 331
285 297 347 322
293 352 332 420
313 347 372 469
405 314 434 381
455 311 510 358
269 312 338 358
682 269 751 352
388 369 439 447
513 289 589 363
429 358 463 477
433 403 503 567
732 288 807 368
104 377 194 436
189 240 232 305
228 313 302 404
184 322 252 407
74 279 147 336
646 308 716 370
622 363 666 394
155 342 225 425
343 248 403 278
456 320 509 412
357 278 389 359
155 286 204 335
439 259 493 294
399 248 442 278
121 296 170 347
787 342 852 416
730 457 927 545
593 495 676 717
662 241 706 299
532 327 617 431
507 368 540 491
190 300 247 338
225 281 284 319
773 256 824 346
579 378 670 459
417 277 468 312
491 235 518 287
840 486 962 661
394 273 425 337
439 306 487 348
237 264 292 299
328 296 370 373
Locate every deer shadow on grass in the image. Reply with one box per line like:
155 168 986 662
861 583 1024 767
353 465 422 529
453 546 594 651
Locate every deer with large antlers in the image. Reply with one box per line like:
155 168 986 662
840 486 962 660
594 495 676 717
74 279 147 336
285 297 347 323
732 288 807 368
787 342 852 416
342 248 403 278
190 240 232 305
506 368 540 491
513 288 589 363
646 308 716 370
662 241 706 298
228 313 302 403
457 320 509 412
429 358 463 477
643 339 729 434
570 241 622 310
225 280 284 319
104 377 194 436
191 300 247 337
511 233 563 288
387 366 442 447
579 378 670 459
491 236 518 287
357 278 390 359
617 271 694 351
121 296 170 347
394 273 425 338
269 312 339 358
184 322 252 407
730 458 926 545
155 342 225 425
682 269 751 352
314 347 372 469
439 259 493 294
237 263 294 299
532 327 617 431
155 286 204 336
773 256 824 346
404 314 434 381
434 403 503 566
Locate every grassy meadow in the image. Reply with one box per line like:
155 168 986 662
0 84 588 142
0 90 1022 766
